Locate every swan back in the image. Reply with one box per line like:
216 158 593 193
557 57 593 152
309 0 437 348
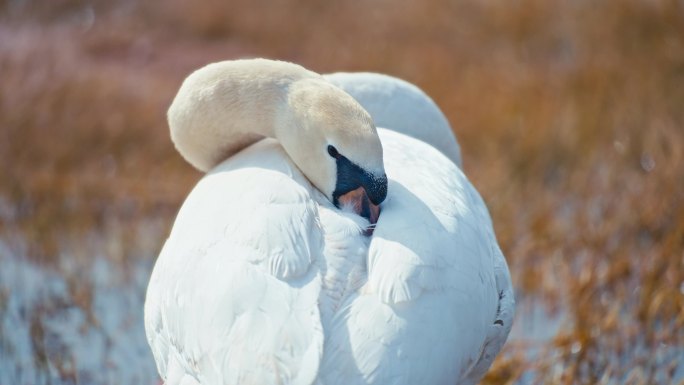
324 72 462 167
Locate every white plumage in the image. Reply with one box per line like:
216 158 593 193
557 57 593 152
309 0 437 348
324 72 462 167
145 62 514 385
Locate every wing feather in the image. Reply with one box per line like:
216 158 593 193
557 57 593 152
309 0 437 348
144 139 324 385
324 72 462 167
319 129 511 385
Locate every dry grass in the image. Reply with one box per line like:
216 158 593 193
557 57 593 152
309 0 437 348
1 0 683 383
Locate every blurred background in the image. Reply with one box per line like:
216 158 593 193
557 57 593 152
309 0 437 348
1 0 683 383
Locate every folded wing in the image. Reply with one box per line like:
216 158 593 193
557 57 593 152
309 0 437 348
144 139 324 385
319 129 511 385
325 72 462 167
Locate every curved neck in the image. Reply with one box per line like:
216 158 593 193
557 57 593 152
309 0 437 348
168 59 319 172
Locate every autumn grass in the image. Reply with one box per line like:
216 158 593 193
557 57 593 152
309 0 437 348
1 0 683 383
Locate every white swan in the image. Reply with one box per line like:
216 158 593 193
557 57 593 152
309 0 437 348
144 59 514 385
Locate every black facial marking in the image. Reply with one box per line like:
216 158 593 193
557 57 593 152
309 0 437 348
327 145 340 158
331 152 387 207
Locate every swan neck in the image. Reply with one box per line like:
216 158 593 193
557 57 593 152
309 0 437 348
168 60 318 172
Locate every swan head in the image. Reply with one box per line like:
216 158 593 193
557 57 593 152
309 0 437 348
278 78 387 223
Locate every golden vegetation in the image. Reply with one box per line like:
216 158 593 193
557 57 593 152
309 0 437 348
1 0 683 383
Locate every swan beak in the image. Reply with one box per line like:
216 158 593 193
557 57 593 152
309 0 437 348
338 186 381 226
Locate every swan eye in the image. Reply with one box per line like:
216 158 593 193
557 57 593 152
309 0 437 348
327 145 340 158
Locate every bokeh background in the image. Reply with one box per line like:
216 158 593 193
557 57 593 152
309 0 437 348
1 0 683 384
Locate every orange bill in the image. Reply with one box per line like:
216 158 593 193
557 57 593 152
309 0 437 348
337 187 381 231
